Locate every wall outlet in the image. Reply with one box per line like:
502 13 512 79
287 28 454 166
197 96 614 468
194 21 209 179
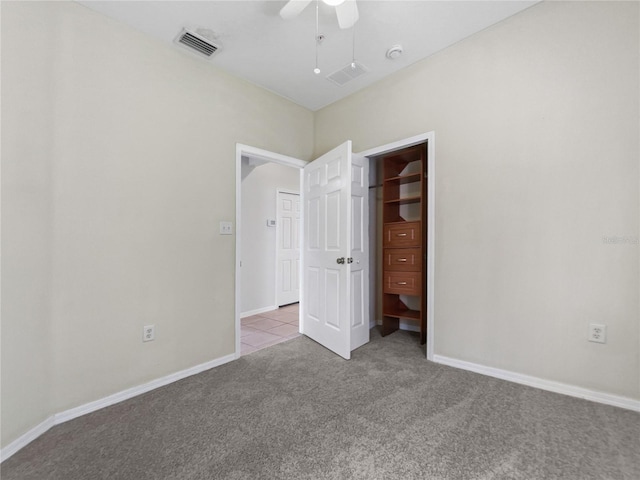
219 221 233 235
143 325 155 342
588 323 606 344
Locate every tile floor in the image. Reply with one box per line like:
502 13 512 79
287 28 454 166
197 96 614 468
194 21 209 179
241 303 300 356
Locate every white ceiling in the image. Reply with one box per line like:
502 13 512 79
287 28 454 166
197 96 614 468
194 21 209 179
77 0 538 111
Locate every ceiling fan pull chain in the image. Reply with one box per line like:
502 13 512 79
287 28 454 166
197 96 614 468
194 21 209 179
351 16 356 69
314 0 321 74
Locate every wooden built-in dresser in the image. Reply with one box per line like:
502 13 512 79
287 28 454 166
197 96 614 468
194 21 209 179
380 144 427 344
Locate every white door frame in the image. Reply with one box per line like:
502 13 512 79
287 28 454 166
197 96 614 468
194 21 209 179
357 131 436 361
275 189 300 308
235 132 435 361
235 144 306 358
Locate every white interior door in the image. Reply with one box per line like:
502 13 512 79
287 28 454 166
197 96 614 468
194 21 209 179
276 192 300 306
349 153 369 351
301 141 369 359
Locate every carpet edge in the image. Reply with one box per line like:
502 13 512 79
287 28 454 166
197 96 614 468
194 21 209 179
0 352 237 463
433 354 640 412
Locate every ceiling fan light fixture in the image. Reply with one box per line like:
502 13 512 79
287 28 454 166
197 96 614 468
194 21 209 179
280 0 357 29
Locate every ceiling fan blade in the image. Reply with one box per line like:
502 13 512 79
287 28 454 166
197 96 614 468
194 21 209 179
279 0 313 20
335 0 359 29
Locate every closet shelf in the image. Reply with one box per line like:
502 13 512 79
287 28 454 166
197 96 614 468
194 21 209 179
383 308 421 320
381 142 427 345
383 196 421 205
383 173 422 185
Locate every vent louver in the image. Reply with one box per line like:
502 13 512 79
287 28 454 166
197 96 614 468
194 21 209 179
175 29 219 58
326 61 369 86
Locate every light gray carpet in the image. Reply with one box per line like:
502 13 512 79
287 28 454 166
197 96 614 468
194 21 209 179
2 328 639 479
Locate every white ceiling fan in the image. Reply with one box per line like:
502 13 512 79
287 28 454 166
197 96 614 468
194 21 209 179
280 0 359 29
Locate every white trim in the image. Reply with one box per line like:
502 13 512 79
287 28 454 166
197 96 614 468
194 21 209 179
235 144 306 358
356 131 435 361
0 353 236 462
357 132 431 158
276 188 300 195
425 135 435 361
241 305 278 318
236 149 243 358
433 354 640 412
399 321 420 333
55 353 236 424
298 168 305 334
372 319 419 333
238 145 307 169
0 416 55 462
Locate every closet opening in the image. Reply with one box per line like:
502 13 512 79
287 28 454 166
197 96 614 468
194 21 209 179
359 132 435 359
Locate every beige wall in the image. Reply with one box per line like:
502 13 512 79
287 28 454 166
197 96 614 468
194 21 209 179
2 0 638 454
1 1 57 447
316 1 639 400
1 0 313 448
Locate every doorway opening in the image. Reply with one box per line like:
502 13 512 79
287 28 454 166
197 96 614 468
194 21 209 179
236 148 305 356
235 132 434 360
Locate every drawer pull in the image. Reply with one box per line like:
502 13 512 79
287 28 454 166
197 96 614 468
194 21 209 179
396 282 408 285
396 233 408 237
397 258 407 262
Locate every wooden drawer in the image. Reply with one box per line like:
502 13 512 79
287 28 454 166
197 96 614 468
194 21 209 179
383 271 421 296
383 222 421 247
384 248 421 272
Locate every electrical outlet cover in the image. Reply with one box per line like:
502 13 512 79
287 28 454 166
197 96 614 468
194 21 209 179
588 323 606 344
220 221 233 235
143 324 155 342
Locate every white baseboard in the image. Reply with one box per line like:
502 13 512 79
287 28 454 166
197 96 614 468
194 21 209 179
241 305 278 318
55 353 236 424
399 321 420 333
0 415 55 463
370 319 420 333
0 353 236 463
433 354 640 412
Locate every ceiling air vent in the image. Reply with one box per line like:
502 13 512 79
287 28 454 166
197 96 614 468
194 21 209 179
175 29 219 58
326 61 369 86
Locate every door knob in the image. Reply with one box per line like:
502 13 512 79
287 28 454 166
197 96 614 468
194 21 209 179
347 258 353 264
336 257 345 264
